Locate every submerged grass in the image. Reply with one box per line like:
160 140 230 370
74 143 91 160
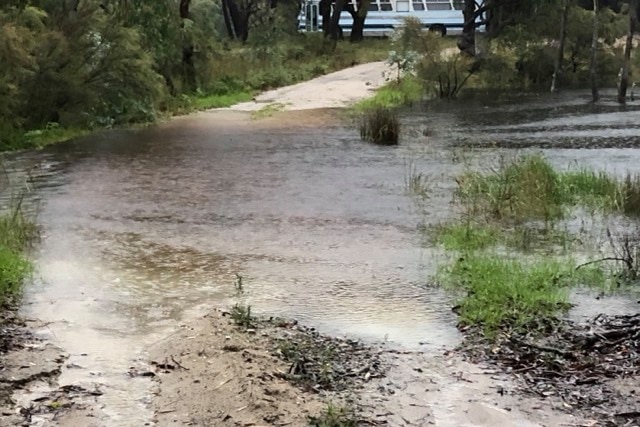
455 154 640 224
440 255 605 335
433 222 499 251
560 169 622 210
455 154 566 224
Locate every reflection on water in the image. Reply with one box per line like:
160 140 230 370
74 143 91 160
3 90 640 425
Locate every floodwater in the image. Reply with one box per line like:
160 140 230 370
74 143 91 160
3 89 640 426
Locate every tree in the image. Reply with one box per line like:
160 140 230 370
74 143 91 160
589 0 599 101
618 0 638 103
329 0 348 40
345 0 371 42
180 0 196 91
551 0 571 92
458 0 477 55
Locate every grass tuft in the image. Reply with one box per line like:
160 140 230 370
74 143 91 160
359 107 400 145
230 303 254 328
440 255 605 335
308 403 357 427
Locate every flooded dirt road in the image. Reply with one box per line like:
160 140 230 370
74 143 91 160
4 84 640 426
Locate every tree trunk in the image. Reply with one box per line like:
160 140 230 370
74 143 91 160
589 0 599 102
220 0 250 41
347 0 369 42
618 0 638 103
329 0 347 40
320 0 331 35
551 0 570 93
221 0 238 39
180 0 196 91
458 0 476 56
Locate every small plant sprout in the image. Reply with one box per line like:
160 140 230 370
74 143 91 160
234 273 244 294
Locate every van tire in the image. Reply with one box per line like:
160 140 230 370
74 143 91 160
429 24 446 37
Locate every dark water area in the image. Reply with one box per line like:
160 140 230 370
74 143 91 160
3 90 640 425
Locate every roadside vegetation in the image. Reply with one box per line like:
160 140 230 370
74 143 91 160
0 1 390 151
0 201 35 307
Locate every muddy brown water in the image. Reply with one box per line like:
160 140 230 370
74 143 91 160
3 90 640 426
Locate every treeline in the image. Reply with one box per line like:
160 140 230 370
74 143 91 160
0 0 340 150
1 0 639 150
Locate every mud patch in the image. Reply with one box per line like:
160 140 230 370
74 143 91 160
460 314 640 426
0 311 106 427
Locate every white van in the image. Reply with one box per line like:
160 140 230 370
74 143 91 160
299 0 472 37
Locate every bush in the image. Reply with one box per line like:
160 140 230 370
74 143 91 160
359 107 400 145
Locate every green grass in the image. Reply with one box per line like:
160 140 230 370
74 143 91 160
189 90 254 110
308 403 357 427
355 76 423 111
439 255 605 335
230 303 254 328
0 210 35 306
0 247 31 305
455 154 640 224
22 127 90 149
560 168 622 211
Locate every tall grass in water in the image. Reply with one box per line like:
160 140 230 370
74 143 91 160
622 173 640 217
455 154 565 224
560 168 622 211
359 107 400 145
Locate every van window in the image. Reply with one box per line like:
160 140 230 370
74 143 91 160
412 0 425 10
453 0 464 9
368 1 379 11
426 1 452 10
380 0 393 11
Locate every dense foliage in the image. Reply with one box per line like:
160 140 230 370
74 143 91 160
1 0 638 150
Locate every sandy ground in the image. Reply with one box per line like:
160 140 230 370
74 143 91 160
229 61 392 112
149 311 327 427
